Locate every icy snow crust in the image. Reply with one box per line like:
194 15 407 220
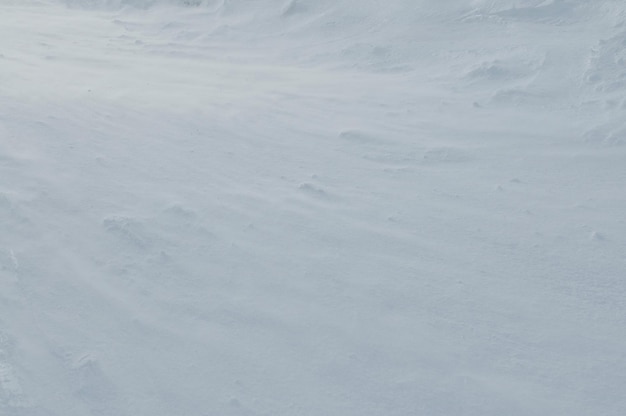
1 0 626 415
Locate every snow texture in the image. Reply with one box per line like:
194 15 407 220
1 0 625 415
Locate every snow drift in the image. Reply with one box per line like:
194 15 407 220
1 0 625 415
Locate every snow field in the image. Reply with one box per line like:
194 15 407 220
1 1 625 415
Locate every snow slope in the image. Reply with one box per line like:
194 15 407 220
1 0 625 415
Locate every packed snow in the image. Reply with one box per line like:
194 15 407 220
1 0 625 415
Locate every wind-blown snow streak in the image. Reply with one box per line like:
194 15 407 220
1 1 625 415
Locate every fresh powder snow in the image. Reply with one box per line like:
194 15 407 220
1 0 625 415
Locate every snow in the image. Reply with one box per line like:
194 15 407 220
1 0 625 415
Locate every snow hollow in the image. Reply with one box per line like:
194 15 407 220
1 0 625 415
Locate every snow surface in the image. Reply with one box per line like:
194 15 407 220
1 0 626 415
